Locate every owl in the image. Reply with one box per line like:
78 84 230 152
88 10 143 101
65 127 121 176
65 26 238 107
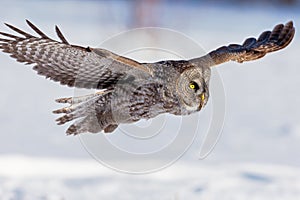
0 20 295 135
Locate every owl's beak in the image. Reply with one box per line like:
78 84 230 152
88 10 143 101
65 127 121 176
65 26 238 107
201 93 205 102
198 81 209 110
199 93 206 110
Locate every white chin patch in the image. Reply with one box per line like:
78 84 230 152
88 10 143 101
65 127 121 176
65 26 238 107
186 104 200 112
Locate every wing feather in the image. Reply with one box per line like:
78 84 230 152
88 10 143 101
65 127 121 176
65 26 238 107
4 22 34 38
25 19 50 39
0 20 151 89
55 25 69 44
190 21 295 67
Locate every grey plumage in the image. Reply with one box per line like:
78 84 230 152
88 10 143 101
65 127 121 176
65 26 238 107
0 20 295 135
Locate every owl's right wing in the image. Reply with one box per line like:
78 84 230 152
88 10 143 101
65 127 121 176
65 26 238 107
190 21 295 67
0 20 151 89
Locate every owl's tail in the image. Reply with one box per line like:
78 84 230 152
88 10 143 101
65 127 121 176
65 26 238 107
53 90 118 135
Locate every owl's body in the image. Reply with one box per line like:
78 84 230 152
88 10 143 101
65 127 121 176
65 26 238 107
0 20 295 134
58 59 211 134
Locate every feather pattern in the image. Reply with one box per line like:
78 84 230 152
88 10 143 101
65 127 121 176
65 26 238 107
0 20 151 89
0 20 295 135
190 21 295 66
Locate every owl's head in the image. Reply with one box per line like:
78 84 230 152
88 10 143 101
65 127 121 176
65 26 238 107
176 66 211 114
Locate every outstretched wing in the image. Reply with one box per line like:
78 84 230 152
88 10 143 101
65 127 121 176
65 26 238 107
190 21 295 67
0 20 151 89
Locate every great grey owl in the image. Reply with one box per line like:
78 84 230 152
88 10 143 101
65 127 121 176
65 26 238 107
0 20 295 135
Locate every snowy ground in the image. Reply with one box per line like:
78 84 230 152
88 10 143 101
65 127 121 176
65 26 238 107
1 155 300 200
0 0 300 199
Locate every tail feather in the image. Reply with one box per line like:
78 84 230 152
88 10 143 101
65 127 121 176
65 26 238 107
53 105 75 114
55 91 108 104
66 115 100 135
56 113 76 125
54 90 118 135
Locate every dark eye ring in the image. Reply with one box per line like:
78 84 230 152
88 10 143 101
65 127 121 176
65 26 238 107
189 81 199 91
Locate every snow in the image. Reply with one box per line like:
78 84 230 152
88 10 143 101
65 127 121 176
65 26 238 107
0 155 300 200
0 0 300 199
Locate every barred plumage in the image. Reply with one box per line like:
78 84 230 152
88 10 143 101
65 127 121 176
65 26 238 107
0 20 295 135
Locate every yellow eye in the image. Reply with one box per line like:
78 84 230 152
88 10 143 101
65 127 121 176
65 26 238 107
189 81 200 91
189 83 195 89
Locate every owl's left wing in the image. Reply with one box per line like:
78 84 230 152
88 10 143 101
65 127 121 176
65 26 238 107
190 21 295 67
0 20 151 90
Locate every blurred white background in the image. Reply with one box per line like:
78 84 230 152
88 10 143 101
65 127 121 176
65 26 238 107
0 0 299 199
